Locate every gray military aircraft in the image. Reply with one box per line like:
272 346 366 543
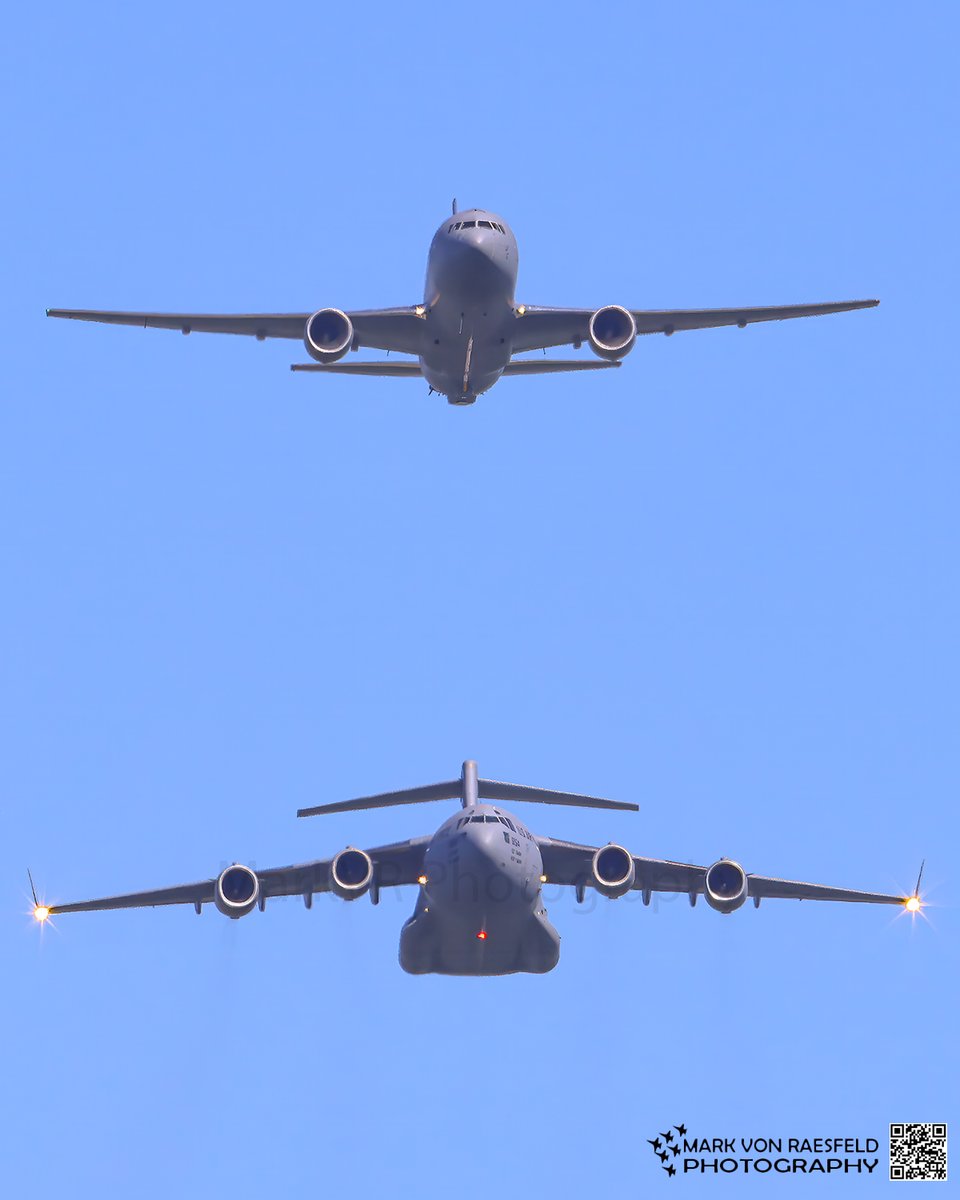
32 760 922 975
47 204 878 405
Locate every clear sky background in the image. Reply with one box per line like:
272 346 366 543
2 3 956 1195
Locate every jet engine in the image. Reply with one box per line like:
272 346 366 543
703 859 748 913
591 843 636 899
214 864 260 918
304 308 354 364
588 305 637 361
330 847 374 900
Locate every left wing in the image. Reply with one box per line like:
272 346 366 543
46 307 426 355
511 300 879 354
537 838 910 907
43 837 429 916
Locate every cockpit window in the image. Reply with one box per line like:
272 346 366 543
461 219 477 228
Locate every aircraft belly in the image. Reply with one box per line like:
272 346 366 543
401 836 558 976
399 906 560 977
422 232 516 402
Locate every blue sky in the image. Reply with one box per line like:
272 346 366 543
3 2 956 1194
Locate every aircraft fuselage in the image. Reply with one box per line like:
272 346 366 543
419 211 519 405
400 801 561 976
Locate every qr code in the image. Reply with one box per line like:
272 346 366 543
890 1123 947 1181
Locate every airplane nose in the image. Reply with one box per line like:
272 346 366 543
459 825 494 865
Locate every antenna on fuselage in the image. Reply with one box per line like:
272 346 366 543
296 761 638 818
452 197 458 215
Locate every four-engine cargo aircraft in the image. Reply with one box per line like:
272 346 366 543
47 204 878 405
32 761 922 976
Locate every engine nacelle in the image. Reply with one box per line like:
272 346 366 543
330 847 374 901
591 843 636 899
304 308 354 364
214 864 260 919
704 859 748 913
588 305 637 361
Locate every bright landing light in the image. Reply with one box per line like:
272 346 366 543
905 895 921 913
34 905 50 922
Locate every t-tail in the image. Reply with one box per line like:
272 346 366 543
296 760 638 818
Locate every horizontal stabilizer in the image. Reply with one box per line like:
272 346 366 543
298 781 460 818
291 360 422 376
502 359 620 375
298 760 637 818
478 778 637 812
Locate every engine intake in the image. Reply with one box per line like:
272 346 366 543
215 864 260 918
591 843 636 899
304 308 354 364
704 859 748 913
330 847 374 901
588 305 637 361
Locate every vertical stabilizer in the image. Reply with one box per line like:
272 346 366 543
460 760 479 808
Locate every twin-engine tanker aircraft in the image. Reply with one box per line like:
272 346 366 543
33 761 922 976
47 203 878 406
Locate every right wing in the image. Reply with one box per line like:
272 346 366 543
46 307 426 355
511 300 879 354
43 837 429 915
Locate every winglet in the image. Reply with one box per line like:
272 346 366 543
28 869 51 923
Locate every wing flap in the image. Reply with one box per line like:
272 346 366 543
47 309 309 339
536 839 908 905
46 837 432 915
511 299 878 353
632 299 879 335
46 306 426 353
746 874 904 905
49 880 213 914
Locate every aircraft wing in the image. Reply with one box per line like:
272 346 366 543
42 836 430 915
46 307 426 355
537 838 910 906
511 299 879 354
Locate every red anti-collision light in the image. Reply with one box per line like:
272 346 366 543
476 930 488 940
